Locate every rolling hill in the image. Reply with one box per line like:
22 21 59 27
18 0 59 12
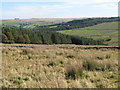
58 22 118 45
1 18 80 28
1 17 119 45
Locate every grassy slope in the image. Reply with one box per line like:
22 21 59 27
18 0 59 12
2 45 118 88
58 22 118 45
79 22 118 30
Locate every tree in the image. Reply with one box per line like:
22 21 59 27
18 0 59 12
23 34 31 44
36 40 42 44
5 32 14 43
2 34 9 43
2 26 104 45
51 34 61 44
17 35 25 43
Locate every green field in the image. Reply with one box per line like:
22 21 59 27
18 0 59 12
1 18 76 28
2 20 57 28
78 22 118 30
58 22 118 45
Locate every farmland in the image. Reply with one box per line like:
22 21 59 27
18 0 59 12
2 44 119 88
1 18 79 28
59 22 118 45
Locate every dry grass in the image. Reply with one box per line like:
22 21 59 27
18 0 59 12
2 45 118 88
1 18 83 22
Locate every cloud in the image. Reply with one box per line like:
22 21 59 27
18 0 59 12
2 4 72 19
1 0 118 19
2 0 119 3
2 5 51 18
92 2 118 9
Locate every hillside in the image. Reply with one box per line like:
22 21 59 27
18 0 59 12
1 17 119 45
2 17 118 31
78 22 118 30
1 18 80 28
34 17 119 31
58 22 118 45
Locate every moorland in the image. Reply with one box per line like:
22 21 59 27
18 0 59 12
1 17 119 88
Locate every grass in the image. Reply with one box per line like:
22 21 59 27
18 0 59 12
65 62 85 80
2 44 118 88
79 22 118 30
58 22 118 46
1 18 76 28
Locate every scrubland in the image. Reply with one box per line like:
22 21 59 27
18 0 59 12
2 45 119 88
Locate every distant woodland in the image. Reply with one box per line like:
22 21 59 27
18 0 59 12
2 17 119 45
2 26 104 45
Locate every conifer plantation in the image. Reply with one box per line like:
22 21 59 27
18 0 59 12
2 26 104 45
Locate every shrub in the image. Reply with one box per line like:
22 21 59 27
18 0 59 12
66 68 76 80
105 55 111 59
96 56 104 60
96 55 111 60
21 49 33 55
66 55 75 58
65 62 85 80
47 61 57 67
2 49 8 54
83 60 113 71
28 55 33 59
75 69 85 79
83 60 97 71
59 60 64 64
9 77 23 87
101 63 113 71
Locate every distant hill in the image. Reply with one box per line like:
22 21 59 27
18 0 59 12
20 17 118 31
1 18 82 28
1 17 119 45
42 17 119 31
58 21 118 45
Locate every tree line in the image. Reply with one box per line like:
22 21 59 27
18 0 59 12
2 26 104 45
31 17 119 31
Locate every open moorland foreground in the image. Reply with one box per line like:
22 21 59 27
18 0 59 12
2 45 119 88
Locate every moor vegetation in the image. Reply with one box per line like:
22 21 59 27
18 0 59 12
2 45 118 88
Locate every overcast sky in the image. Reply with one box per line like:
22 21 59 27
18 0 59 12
1 0 119 19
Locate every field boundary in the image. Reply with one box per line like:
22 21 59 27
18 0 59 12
1 45 120 49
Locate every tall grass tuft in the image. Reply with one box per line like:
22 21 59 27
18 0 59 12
65 62 85 80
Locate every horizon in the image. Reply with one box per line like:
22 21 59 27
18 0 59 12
1 0 119 19
1 16 119 21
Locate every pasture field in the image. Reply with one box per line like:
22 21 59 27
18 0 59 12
77 22 118 30
2 45 119 88
1 20 58 28
58 22 118 45
1 18 78 28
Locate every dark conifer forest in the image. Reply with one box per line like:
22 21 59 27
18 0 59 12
2 26 104 45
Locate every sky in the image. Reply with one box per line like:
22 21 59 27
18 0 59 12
1 0 119 19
